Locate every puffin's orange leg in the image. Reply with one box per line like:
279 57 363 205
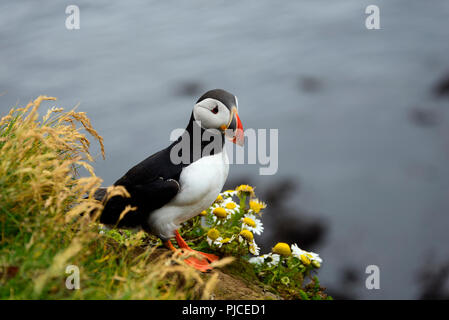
163 240 212 273
174 230 219 263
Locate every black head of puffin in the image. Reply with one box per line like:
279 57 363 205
193 89 244 146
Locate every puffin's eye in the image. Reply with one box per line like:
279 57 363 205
211 106 219 114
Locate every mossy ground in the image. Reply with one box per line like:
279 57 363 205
209 257 329 300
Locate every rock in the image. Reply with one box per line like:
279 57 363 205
409 108 439 127
433 72 449 97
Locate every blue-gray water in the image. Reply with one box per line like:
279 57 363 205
1 0 449 299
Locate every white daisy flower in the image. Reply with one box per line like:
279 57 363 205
254 253 280 267
216 235 235 248
210 199 239 223
249 240 260 256
265 253 281 267
308 251 322 263
206 228 221 246
242 213 264 235
248 256 265 265
291 244 323 266
221 189 238 197
207 237 220 246
207 236 235 247
210 206 231 223
248 253 280 266
238 229 254 243
222 197 240 215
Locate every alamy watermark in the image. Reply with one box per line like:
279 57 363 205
169 125 278 176
365 5 380 30
365 265 380 290
65 5 382 31
65 265 80 290
65 5 80 30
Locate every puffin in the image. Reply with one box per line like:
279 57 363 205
94 89 244 272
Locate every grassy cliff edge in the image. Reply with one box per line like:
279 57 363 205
0 97 328 300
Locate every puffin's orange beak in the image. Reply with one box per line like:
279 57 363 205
223 107 244 146
232 110 244 146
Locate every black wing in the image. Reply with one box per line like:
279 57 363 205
98 145 183 229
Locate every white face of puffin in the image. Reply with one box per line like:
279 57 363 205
192 98 232 131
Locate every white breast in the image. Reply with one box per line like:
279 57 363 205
148 150 229 239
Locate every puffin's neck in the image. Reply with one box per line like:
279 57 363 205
172 114 225 164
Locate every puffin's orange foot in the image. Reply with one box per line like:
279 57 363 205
192 250 219 263
182 256 213 273
164 240 213 272
174 229 220 263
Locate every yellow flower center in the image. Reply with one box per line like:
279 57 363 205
242 217 256 228
249 245 257 254
207 228 220 241
199 210 207 216
225 190 234 193
220 237 232 243
272 242 292 257
236 184 255 196
249 199 266 214
300 254 311 265
212 207 227 218
225 202 237 209
239 229 254 242
215 195 223 202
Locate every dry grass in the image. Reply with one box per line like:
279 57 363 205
0 96 223 299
